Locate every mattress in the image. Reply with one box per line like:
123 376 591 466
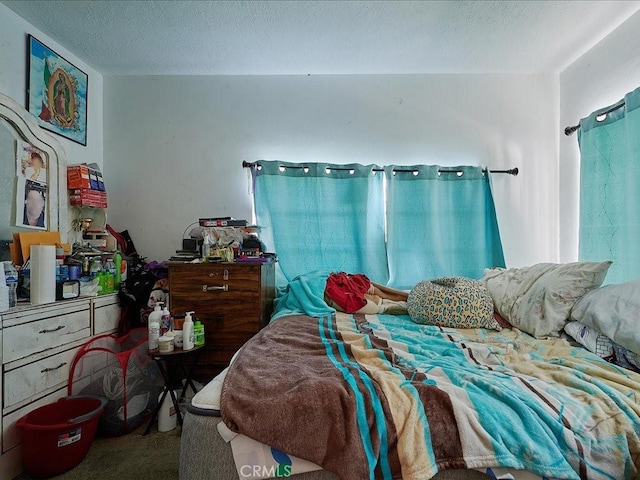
179 412 496 480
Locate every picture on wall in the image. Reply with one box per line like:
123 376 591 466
17 140 47 184
17 179 47 230
15 141 48 231
27 34 88 145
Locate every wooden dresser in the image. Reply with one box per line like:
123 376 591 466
168 262 275 382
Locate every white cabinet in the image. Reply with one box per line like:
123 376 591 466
0 294 120 479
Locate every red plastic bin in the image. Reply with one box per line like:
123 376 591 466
16 396 107 477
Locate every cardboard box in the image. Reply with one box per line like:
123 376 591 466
89 170 99 190
96 171 105 191
67 165 91 189
12 231 62 265
69 189 108 208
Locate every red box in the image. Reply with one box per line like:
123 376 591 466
69 189 108 208
67 165 91 189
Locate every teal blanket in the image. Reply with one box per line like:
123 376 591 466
271 270 335 320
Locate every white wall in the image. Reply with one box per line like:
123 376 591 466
559 10 640 262
105 74 559 265
0 2 103 170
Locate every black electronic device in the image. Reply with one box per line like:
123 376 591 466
56 280 81 300
182 238 198 252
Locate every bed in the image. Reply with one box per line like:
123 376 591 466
179 265 640 480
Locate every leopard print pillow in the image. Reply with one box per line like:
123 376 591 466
407 276 501 331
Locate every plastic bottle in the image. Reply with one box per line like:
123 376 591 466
183 311 195 350
202 234 211 260
193 320 205 346
157 390 177 432
90 257 102 278
104 259 115 294
148 304 162 350
105 258 116 276
113 252 122 289
96 271 106 294
3 261 18 308
120 259 128 283
160 302 171 335
105 271 115 294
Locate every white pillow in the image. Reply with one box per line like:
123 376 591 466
570 279 640 355
564 321 614 358
480 261 611 338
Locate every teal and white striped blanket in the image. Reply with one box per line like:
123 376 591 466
221 311 640 479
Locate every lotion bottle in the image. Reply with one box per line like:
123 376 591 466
183 311 195 350
160 302 171 335
148 304 162 350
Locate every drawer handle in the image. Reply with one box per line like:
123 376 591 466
39 325 66 334
208 270 230 280
203 284 229 292
41 362 67 373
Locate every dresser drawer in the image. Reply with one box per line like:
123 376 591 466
170 264 261 300
3 311 91 364
94 302 120 335
4 347 78 410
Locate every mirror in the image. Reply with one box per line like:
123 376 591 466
0 93 68 261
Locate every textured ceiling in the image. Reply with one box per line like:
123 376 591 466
3 0 640 75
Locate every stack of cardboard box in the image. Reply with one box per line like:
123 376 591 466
67 164 107 208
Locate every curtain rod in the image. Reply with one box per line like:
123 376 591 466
564 101 625 136
242 161 518 176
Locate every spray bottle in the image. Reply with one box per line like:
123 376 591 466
148 303 162 350
183 311 195 350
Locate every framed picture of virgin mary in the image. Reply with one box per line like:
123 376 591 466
27 35 88 145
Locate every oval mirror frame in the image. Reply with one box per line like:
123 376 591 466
0 92 68 244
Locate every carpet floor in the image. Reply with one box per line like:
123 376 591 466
14 423 181 480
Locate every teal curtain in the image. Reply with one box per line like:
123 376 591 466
252 161 388 286
385 165 505 289
578 87 640 284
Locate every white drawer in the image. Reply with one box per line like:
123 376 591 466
94 303 120 335
2 387 67 453
4 348 78 410
3 310 91 364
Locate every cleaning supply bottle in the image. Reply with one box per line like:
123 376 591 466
183 311 195 350
161 302 171 335
113 252 122 289
148 304 162 350
193 320 205 346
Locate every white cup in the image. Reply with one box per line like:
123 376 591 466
157 336 174 353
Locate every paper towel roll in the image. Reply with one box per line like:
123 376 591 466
30 245 56 305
